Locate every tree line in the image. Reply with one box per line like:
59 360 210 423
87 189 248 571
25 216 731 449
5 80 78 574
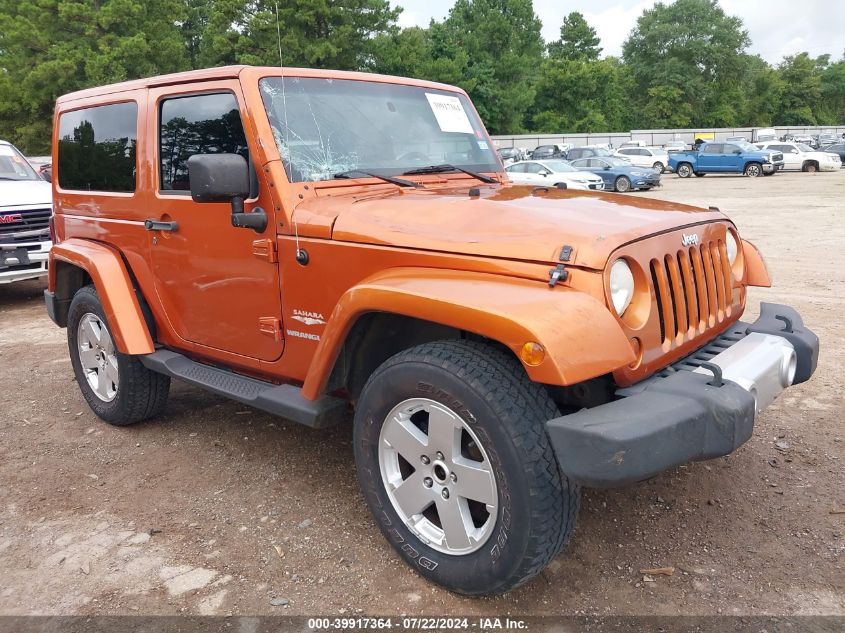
1 0 843 154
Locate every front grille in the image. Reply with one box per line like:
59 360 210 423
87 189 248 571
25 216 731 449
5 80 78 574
0 207 51 243
649 238 733 348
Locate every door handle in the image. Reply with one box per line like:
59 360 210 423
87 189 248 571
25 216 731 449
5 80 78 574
144 219 178 232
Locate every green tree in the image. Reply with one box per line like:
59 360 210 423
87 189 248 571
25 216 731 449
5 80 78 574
547 11 601 61
0 0 188 154
818 55 845 125
530 57 629 132
775 52 824 125
740 54 784 126
193 0 400 70
622 0 750 128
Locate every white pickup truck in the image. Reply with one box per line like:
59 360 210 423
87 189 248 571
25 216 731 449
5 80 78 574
755 141 842 172
0 140 53 284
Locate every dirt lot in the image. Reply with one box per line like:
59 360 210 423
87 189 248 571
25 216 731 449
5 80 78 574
0 170 843 617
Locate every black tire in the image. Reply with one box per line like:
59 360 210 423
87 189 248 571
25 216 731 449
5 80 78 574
353 340 579 596
802 161 818 173
676 162 693 178
652 161 664 172
694 172 706 177
744 162 762 177
68 285 170 425
553 182 568 189
614 176 632 192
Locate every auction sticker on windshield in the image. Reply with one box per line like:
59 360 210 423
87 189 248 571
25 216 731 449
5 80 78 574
425 93 474 134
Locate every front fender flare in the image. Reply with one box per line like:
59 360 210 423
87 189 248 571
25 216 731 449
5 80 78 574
742 239 771 287
300 267 636 399
49 239 154 354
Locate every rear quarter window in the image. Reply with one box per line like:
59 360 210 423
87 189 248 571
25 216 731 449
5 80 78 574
57 102 138 192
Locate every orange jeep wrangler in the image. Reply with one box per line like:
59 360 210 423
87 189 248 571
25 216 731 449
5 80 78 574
45 66 819 596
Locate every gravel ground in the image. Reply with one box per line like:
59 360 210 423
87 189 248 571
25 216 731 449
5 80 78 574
0 170 843 616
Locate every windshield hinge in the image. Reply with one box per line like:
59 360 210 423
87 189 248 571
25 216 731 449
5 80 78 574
252 238 277 263
549 263 569 288
259 317 283 341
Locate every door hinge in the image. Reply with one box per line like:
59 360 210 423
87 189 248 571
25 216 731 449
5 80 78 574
259 317 283 341
252 238 277 263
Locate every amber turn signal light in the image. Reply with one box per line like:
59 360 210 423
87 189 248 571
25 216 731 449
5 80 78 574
520 342 546 366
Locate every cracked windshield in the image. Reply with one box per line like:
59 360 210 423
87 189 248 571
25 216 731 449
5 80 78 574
259 77 500 183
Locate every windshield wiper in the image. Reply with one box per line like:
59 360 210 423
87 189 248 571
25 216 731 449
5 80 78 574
333 170 420 188
402 164 497 184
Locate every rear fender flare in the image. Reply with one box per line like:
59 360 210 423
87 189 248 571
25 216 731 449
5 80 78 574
49 239 154 354
300 267 636 399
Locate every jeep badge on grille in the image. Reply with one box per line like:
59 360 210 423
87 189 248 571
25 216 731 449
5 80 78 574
681 233 699 246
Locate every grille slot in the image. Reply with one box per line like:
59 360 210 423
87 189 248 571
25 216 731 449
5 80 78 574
651 239 733 347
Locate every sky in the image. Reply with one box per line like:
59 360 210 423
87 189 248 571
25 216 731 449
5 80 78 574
391 0 845 64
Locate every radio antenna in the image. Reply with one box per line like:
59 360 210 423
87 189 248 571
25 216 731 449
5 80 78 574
274 2 283 68
274 2 302 261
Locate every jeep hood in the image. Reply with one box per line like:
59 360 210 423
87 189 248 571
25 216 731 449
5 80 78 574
0 180 52 208
298 185 727 270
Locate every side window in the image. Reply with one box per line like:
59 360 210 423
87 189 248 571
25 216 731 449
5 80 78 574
57 102 138 192
723 144 739 153
619 149 632 155
507 163 525 173
703 144 722 154
159 92 249 193
524 163 544 174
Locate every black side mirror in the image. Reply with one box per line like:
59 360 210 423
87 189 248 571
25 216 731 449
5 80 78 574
187 154 266 232
733 149 742 155
539 170 550 176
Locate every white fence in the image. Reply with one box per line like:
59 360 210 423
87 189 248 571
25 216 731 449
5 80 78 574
492 126 845 150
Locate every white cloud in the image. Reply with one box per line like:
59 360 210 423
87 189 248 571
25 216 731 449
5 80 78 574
390 0 845 63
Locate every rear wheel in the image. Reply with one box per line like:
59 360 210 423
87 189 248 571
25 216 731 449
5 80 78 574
744 162 762 177
353 340 579 596
676 163 693 178
614 176 632 192
68 286 170 425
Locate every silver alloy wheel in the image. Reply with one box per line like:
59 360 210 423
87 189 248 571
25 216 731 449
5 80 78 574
678 164 691 177
746 164 761 177
77 313 119 402
378 398 498 555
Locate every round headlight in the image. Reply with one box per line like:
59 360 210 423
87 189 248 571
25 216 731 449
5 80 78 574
726 231 738 265
609 259 635 315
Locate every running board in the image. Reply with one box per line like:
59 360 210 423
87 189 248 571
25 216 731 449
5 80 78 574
139 349 348 428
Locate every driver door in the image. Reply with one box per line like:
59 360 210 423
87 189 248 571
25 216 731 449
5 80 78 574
145 83 284 362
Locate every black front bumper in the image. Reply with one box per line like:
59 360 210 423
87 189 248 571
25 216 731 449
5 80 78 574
546 302 819 487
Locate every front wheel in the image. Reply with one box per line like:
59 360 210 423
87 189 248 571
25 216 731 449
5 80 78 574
676 163 693 178
353 340 579 596
744 162 763 177
652 161 665 172
615 176 632 192
68 286 170 425
802 162 818 173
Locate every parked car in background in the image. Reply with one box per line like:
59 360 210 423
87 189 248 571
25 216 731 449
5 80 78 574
664 140 687 152
669 141 784 178
817 133 839 147
619 140 647 148
568 156 660 192
530 144 569 160
752 128 778 142
505 159 605 190
726 136 748 143
0 140 53 284
755 141 841 172
793 134 816 148
819 142 845 165
497 147 521 166
566 146 617 161
614 146 671 172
